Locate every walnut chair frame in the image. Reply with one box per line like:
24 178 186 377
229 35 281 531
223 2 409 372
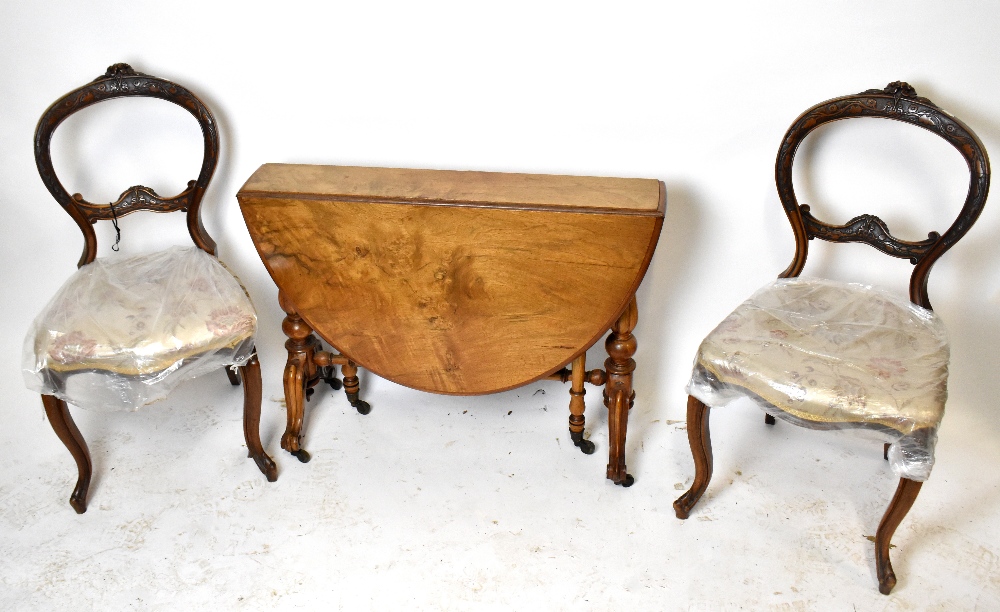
34 63 277 513
672 82 990 594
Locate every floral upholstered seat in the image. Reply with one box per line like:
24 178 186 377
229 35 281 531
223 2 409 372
24 246 257 411
688 277 948 481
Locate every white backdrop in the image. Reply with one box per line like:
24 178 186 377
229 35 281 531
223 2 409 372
3 1 999 484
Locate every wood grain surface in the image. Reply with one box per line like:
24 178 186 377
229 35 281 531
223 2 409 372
239 165 663 395
241 163 662 214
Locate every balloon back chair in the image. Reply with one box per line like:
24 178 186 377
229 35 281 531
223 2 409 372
25 64 277 513
672 82 989 594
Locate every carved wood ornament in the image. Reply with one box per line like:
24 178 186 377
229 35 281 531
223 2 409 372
775 81 991 309
34 63 221 267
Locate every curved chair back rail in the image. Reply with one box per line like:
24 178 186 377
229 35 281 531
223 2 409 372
34 63 221 267
774 81 991 309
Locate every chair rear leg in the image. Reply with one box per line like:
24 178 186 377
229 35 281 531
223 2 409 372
240 353 277 482
224 366 241 386
41 395 92 514
673 395 714 519
875 477 922 594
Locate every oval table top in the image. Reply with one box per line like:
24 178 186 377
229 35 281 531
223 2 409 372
239 163 665 395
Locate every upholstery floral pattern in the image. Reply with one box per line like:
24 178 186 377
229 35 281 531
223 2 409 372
24 246 257 411
688 277 949 481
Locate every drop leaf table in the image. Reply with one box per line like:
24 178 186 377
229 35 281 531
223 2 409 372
237 163 664 485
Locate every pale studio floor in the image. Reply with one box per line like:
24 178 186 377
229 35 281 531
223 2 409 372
2 341 1000 611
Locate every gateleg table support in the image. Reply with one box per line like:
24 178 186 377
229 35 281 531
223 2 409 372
567 354 596 454
340 359 371 415
549 354 608 455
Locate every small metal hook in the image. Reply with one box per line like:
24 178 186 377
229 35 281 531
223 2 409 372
108 201 121 251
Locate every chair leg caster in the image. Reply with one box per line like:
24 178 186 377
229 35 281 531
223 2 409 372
290 449 311 463
351 399 371 415
570 430 596 455
614 473 635 487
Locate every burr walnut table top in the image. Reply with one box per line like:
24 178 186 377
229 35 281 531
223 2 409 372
238 163 665 395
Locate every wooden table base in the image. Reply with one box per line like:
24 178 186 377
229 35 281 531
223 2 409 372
279 290 641 486
278 290 370 463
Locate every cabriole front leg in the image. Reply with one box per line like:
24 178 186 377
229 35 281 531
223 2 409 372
240 352 277 482
604 296 638 487
41 394 92 513
875 477 922 594
674 395 714 519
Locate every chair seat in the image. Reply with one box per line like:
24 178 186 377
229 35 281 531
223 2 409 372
23 246 257 410
688 277 949 480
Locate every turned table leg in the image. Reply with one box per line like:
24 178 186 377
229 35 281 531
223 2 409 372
341 359 371 415
568 353 596 454
673 395 714 518
604 295 637 487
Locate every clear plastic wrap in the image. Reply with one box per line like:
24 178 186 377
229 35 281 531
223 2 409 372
688 277 949 481
24 246 257 412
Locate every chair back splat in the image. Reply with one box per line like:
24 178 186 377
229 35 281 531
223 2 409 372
33 62 220 267
775 81 990 309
